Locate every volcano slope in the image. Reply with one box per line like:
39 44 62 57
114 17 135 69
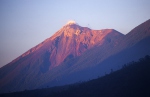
0 19 150 93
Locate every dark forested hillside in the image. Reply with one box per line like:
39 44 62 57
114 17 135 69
1 55 150 97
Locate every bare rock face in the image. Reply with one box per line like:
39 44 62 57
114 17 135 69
48 24 123 68
4 20 147 93
0 22 124 93
18 23 123 69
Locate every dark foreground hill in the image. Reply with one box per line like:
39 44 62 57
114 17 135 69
1 55 150 97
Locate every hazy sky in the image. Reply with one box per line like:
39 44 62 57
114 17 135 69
0 0 150 68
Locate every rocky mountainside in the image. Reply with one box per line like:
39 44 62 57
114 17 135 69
0 22 123 93
0 19 150 93
61 19 150 82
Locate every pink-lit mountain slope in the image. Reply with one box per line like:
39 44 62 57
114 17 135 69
11 23 123 69
0 22 123 93
60 19 150 83
0 19 150 93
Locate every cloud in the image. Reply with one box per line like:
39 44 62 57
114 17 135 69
67 20 76 25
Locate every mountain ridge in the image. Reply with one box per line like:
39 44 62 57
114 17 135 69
5 23 123 69
0 19 150 93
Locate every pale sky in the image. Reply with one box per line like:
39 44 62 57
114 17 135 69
0 0 150 67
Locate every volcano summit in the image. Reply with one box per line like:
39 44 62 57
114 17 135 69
0 19 150 93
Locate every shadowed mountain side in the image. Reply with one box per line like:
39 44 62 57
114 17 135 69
1 55 150 97
0 24 124 93
40 19 150 87
38 36 150 88
48 55 150 97
0 19 150 93
118 19 150 49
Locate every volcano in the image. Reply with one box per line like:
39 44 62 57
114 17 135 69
0 19 150 93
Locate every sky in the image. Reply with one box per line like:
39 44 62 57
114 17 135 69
0 0 150 68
